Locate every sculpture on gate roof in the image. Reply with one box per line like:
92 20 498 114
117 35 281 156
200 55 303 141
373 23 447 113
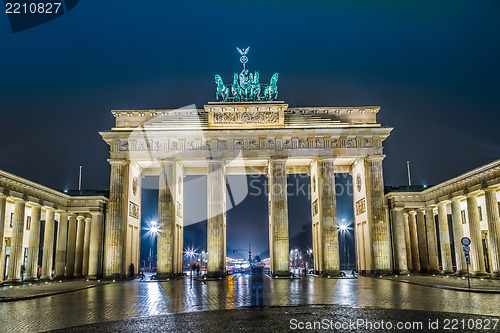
214 47 279 102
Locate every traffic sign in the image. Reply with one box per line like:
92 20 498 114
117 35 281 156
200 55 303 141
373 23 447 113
461 237 471 246
463 245 470 253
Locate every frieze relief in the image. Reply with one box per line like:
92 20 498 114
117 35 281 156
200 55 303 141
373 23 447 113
117 135 380 152
212 111 279 124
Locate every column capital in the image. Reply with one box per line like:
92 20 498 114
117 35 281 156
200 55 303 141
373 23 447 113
107 159 128 166
485 185 499 193
466 190 482 198
403 212 409 218
408 210 417 216
84 217 92 223
437 200 450 207
392 206 405 212
76 215 86 222
158 159 175 166
11 197 26 203
42 206 56 211
28 202 41 208
366 155 385 162
90 211 103 218
317 157 335 163
451 196 465 203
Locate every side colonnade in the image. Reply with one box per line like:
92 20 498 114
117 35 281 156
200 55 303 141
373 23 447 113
0 170 107 283
387 160 500 277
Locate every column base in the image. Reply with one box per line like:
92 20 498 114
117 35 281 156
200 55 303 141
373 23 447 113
321 270 344 278
152 272 184 280
395 270 410 275
23 277 39 282
472 271 489 277
373 269 393 276
428 269 441 275
271 271 295 278
204 271 226 280
3 278 23 285
419 269 429 274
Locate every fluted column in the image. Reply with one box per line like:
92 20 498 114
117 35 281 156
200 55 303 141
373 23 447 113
269 158 290 276
7 199 26 282
25 204 42 281
451 198 466 274
207 160 226 278
467 193 487 275
65 214 77 278
74 216 85 278
437 202 453 274
317 159 340 275
104 160 128 278
88 212 104 279
416 209 429 273
157 160 176 277
403 213 413 271
485 188 500 276
366 157 392 273
41 208 56 279
408 211 420 272
425 207 440 273
54 212 69 279
82 217 92 277
392 208 408 273
0 195 6 282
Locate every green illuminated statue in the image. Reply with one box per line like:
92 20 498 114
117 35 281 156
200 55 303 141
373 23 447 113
214 47 279 102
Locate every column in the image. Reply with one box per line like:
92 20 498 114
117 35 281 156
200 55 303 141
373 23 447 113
0 195 6 282
392 208 409 273
408 211 420 272
207 160 226 278
437 202 453 274
318 159 340 275
366 157 392 274
65 214 77 278
104 160 127 278
54 212 69 279
157 160 176 277
269 158 290 277
425 207 440 273
466 193 488 275
485 188 500 276
41 208 56 279
82 217 92 277
88 212 104 279
7 199 26 282
403 213 413 272
74 215 85 278
451 198 466 274
25 204 42 281
416 209 429 273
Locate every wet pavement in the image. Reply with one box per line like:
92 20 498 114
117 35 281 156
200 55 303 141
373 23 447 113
0 274 499 332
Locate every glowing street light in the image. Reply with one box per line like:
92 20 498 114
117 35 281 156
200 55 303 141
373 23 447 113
339 219 349 270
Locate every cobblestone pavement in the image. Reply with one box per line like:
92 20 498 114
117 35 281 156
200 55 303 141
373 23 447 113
0 274 499 332
0 280 109 301
381 274 500 292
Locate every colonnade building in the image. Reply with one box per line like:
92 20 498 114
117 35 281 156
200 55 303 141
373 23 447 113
386 160 500 276
0 170 107 283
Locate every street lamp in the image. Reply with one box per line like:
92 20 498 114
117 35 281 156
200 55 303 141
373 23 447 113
147 220 158 272
339 219 349 270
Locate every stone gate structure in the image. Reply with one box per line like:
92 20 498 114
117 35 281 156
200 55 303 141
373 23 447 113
100 101 393 277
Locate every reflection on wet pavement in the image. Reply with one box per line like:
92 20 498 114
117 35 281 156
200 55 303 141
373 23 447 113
1 274 499 332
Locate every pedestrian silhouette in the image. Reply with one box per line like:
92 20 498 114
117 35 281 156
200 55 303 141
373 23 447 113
20 264 26 283
129 263 135 278
140 270 145 281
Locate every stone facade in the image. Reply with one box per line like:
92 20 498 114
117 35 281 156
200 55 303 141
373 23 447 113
386 160 500 276
100 101 393 277
0 170 107 282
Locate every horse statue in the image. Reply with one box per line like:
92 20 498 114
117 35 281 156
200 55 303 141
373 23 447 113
231 73 243 101
251 71 261 100
263 73 279 101
215 74 229 101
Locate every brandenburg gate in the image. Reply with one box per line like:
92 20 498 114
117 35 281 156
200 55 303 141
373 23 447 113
99 48 393 278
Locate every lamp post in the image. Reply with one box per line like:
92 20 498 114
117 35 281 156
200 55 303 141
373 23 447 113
340 220 348 270
148 220 158 272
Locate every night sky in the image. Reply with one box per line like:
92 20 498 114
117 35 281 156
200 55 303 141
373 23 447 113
1 2 499 263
